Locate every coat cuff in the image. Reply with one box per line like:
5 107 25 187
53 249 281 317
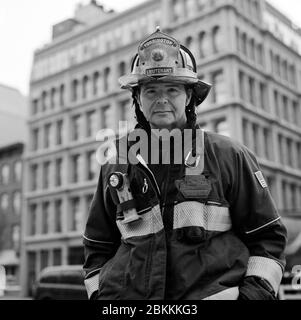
245 256 283 294
84 271 100 299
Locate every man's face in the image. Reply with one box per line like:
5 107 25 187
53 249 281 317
138 82 192 130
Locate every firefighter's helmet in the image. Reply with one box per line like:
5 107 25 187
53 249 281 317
119 27 211 105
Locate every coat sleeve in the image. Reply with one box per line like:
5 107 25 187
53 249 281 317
227 144 287 294
82 167 121 299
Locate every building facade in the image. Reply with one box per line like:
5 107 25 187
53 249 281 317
21 0 301 295
0 143 24 292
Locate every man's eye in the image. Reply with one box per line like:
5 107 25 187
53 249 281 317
168 88 179 94
145 89 156 94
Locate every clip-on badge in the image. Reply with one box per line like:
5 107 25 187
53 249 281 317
108 172 141 224
175 129 211 200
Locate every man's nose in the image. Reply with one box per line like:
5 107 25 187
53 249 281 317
156 96 168 104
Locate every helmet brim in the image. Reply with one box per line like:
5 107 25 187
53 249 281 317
119 74 211 106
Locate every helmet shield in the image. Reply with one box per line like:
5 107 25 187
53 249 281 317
119 28 211 105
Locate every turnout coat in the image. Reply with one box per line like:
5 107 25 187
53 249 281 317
83 129 287 300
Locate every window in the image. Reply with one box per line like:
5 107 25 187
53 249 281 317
53 249 62 266
72 115 81 141
274 90 280 117
54 200 62 233
59 84 65 107
101 106 110 129
40 250 49 271
252 123 259 155
104 67 110 92
259 83 268 111
263 128 271 160
86 110 97 138
297 142 301 170
212 71 226 104
55 158 62 187
198 31 206 58
72 154 81 183
56 120 63 145
32 128 39 151
42 202 49 234
41 91 47 111
43 162 50 189
1 164 10 184
212 26 221 54
256 44 264 66
13 161 22 182
82 75 89 99
72 79 78 102
31 164 38 191
278 134 284 164
29 204 36 235
0 193 9 210
248 77 255 105
239 71 245 100
32 99 39 115
241 33 247 55
249 38 255 61
293 101 299 126
13 192 21 214
93 72 100 96
44 123 51 148
70 197 81 231
87 151 97 181
50 88 56 109
282 96 289 121
287 138 293 167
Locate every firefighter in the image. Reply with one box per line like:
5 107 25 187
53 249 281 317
83 28 287 300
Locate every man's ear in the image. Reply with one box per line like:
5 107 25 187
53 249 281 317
186 88 193 106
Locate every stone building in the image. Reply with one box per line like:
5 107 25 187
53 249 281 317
21 0 301 295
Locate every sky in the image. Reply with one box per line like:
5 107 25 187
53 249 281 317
0 0 301 97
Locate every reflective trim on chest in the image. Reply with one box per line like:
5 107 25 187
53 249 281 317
112 130 231 239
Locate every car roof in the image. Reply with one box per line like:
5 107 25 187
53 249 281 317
39 265 84 277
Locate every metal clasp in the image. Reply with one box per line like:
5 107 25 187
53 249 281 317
185 151 201 168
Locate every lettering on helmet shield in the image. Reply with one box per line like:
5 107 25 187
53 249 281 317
140 38 176 50
146 68 173 76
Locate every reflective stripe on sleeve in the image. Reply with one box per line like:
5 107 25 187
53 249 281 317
203 287 239 300
117 204 163 239
246 256 283 293
173 201 231 232
84 272 100 299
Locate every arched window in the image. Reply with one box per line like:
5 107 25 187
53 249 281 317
50 88 56 109
59 84 65 107
41 91 47 111
104 67 110 92
241 33 247 56
212 26 221 54
198 31 206 58
93 72 100 96
72 79 78 102
82 75 89 99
